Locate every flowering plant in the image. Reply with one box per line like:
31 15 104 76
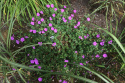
11 4 115 82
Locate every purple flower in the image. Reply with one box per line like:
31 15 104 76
34 58 39 65
30 60 34 64
100 41 104 46
87 17 90 21
108 40 112 44
41 18 44 22
11 36 14 40
51 27 55 30
93 41 97 46
31 22 34 25
49 23 52 27
79 63 83 66
73 10 76 13
95 54 100 58
77 21 80 26
87 34 89 37
75 51 77 53
52 14 55 17
32 17 35 21
16 40 20 44
54 8 57 11
96 34 100 38
61 9 64 13
71 14 74 17
20 38 25 42
12 68 16 70
32 46 35 49
38 21 41 24
42 30 45 34
32 30 36 33
38 77 42 82
68 16 72 20
62 80 67 83
37 13 40 16
54 29 57 33
74 26 77 28
59 80 62 82
27 54 29 56
30 29 33 32
64 5 66 8
79 36 83 39
49 17 52 20
64 60 68 62
64 65 66 67
103 53 107 58
44 28 47 31
51 4 54 8
84 36 87 39
25 36 29 38
38 42 42 46
82 55 85 58
52 42 56 46
46 4 50 8
39 31 41 34
40 11 43 14
38 66 41 69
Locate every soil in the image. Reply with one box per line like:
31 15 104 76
0 0 125 83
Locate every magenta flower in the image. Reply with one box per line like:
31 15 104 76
54 29 57 33
108 40 112 44
38 42 42 46
49 23 52 27
11 36 14 40
16 40 20 44
79 36 83 39
32 17 35 21
51 4 54 8
52 14 55 17
32 46 35 49
93 41 97 46
62 80 67 83
34 58 39 65
38 77 42 82
75 51 77 53
30 60 34 64
51 27 55 30
63 19 67 23
30 29 33 32
87 34 89 37
73 10 77 13
71 14 74 17
84 36 87 39
49 17 52 20
79 63 83 66
68 16 72 20
32 30 36 33
37 13 40 16
77 21 80 26
27 54 29 56
64 65 66 67
61 9 64 13
46 4 50 8
54 8 57 11
59 80 62 82
103 53 107 58
100 41 104 46
31 22 34 25
95 54 100 58
25 36 29 38
40 11 43 14
38 66 41 69
96 34 100 38
82 55 85 58
64 5 66 8
87 17 90 21
52 42 56 46
12 68 16 70
41 18 44 22
64 60 68 62
42 30 45 34
38 21 41 24
20 38 25 42
44 28 47 31
39 31 41 34
74 25 77 28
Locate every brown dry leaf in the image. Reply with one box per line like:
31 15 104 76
27 71 30 76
